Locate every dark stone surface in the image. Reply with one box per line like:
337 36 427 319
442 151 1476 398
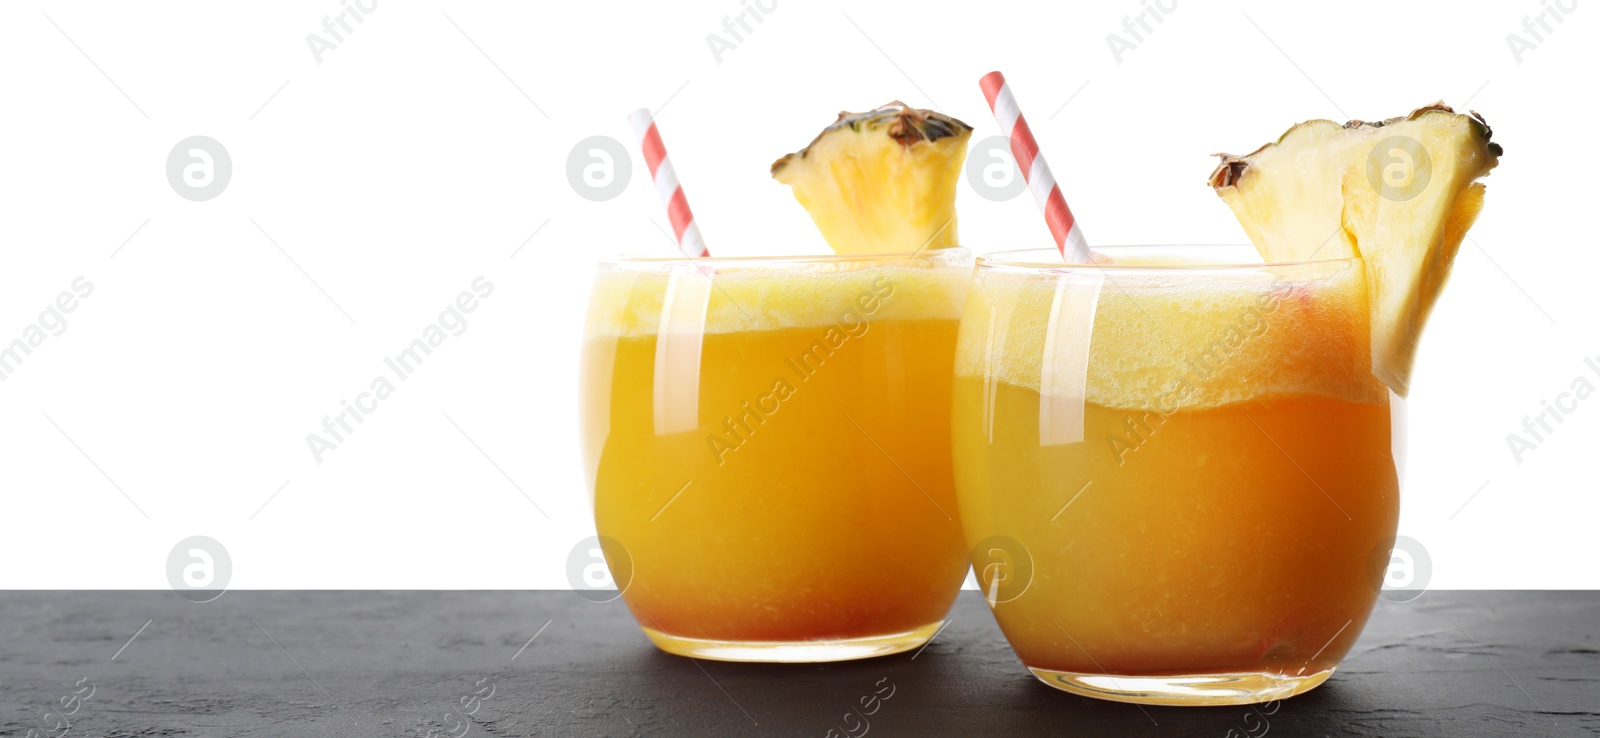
1 591 1595 737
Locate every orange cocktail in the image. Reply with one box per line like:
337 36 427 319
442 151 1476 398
581 249 971 662
952 246 1401 704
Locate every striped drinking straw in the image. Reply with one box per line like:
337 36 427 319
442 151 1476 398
629 108 710 258
978 72 1093 263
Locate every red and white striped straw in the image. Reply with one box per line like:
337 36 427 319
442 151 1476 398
629 108 710 258
978 72 1093 263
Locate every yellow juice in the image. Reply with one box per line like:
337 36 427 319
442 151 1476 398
952 250 1400 702
581 251 971 660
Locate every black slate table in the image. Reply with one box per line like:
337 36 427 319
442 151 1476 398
2 591 1595 737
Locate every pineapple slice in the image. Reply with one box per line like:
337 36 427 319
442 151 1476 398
773 102 971 254
1209 103 1501 396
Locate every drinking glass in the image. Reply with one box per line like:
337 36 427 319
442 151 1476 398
581 248 972 662
953 246 1403 704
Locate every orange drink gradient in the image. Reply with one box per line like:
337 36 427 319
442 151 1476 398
952 248 1401 704
581 250 972 661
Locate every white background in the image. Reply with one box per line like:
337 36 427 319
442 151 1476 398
0 0 1592 589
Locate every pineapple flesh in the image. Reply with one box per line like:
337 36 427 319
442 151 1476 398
773 102 971 255
1209 103 1502 396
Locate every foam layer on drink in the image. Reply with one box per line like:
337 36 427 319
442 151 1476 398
955 260 1389 411
587 261 970 338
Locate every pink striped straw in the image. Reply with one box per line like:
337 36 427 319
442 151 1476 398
978 72 1093 262
629 108 709 258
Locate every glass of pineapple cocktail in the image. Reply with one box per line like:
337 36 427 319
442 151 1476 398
955 246 1399 703
954 103 1500 704
581 102 977 662
582 249 971 661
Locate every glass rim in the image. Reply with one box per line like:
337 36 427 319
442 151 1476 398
978 244 1359 272
597 246 970 268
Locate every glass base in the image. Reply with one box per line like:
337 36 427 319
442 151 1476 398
1028 666 1336 706
642 621 944 663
